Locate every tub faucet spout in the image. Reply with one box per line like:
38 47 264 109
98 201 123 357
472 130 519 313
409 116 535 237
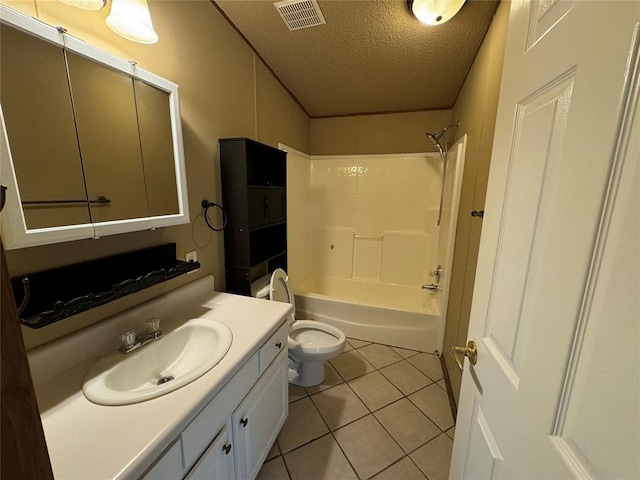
422 283 440 293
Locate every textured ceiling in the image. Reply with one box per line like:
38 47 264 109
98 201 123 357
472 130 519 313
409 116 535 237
214 0 499 117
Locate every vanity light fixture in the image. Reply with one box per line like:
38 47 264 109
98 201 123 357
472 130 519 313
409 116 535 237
408 0 466 25
105 0 159 44
58 0 106 11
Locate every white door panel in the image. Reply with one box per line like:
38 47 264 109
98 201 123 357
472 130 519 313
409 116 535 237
486 74 574 375
462 401 504 479
451 0 640 478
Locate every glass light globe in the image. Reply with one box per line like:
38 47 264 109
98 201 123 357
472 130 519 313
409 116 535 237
105 0 159 44
58 0 105 11
411 0 466 25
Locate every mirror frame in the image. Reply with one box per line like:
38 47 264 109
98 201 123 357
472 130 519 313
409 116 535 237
0 6 190 249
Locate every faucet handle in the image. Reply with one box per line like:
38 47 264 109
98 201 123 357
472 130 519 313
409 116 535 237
120 330 136 350
429 265 444 283
146 318 160 333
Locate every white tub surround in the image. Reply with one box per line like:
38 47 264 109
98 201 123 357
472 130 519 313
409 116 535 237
295 276 440 353
29 276 292 480
290 141 467 355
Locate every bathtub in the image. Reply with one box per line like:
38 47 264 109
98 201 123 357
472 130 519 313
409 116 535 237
294 276 443 354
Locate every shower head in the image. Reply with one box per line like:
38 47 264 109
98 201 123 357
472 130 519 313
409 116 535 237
426 132 441 146
427 134 445 158
425 122 459 160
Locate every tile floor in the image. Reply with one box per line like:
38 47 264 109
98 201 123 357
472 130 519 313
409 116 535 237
257 339 455 480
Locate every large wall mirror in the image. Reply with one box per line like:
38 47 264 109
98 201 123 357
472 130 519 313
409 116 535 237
0 6 189 249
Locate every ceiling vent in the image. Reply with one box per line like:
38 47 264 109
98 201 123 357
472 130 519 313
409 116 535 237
274 0 326 31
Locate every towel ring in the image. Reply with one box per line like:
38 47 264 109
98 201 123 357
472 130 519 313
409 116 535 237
201 199 227 232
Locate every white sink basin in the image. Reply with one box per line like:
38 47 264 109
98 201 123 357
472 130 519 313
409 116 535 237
82 318 232 406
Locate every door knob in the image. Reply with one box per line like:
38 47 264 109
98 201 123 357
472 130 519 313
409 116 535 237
450 340 477 372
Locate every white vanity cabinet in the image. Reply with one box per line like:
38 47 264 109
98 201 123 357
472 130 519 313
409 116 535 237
185 421 235 480
141 321 289 480
233 351 288 480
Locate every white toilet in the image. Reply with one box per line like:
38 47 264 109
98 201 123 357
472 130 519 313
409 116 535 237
256 268 346 387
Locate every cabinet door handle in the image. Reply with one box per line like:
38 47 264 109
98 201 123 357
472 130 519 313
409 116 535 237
275 341 282 349
240 418 248 428
222 443 232 455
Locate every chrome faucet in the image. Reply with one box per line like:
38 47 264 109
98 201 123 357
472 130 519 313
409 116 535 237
120 318 163 353
422 283 441 293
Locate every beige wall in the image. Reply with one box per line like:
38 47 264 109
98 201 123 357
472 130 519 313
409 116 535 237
309 110 453 155
443 0 510 403
2 0 309 349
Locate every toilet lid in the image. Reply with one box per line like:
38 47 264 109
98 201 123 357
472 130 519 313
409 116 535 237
269 268 296 321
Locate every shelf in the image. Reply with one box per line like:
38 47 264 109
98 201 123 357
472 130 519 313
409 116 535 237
249 220 286 233
256 251 287 267
249 223 287 266
220 137 287 295
13 243 200 329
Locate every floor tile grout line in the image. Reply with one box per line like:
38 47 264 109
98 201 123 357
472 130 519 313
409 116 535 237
329 416 411 480
376 364 436 397
328 430 365 480
354 343 406 370
365 352 446 427
357 343 442 385
370 454 427 480
364 408 420 459
368 397 444 458
307 392 337 432
314 368 414 478
305 379 407 479
277 448 294 480
406 451 431 479
273 340 453 479
344 374 403 415
279 430 333 457
404 384 453 434
280 431 359 480
308 343 451 432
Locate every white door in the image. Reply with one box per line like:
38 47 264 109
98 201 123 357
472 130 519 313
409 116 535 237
451 0 640 478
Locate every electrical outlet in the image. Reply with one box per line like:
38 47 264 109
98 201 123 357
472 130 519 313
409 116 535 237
186 251 198 274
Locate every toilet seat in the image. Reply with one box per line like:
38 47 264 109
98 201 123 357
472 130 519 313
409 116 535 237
288 320 346 354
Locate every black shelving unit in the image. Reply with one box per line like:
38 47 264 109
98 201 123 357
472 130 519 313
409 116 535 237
220 138 287 295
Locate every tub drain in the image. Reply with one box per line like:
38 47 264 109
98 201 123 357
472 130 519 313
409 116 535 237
157 375 174 385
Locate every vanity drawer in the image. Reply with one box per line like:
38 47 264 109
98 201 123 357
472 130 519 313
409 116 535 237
141 438 184 480
181 352 259 472
259 321 288 374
